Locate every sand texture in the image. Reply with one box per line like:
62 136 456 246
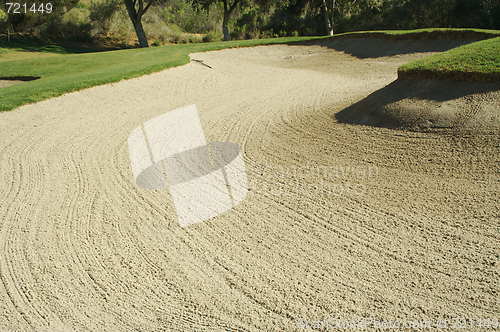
0 38 499 331
0 80 25 88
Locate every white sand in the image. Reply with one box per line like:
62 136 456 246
0 38 499 331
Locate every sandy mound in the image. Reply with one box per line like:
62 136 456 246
0 39 499 331
336 78 500 133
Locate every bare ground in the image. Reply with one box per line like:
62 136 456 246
0 38 499 331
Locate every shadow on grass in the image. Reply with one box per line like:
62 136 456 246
0 40 108 55
0 76 41 81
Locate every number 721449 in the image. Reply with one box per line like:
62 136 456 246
5 3 53 14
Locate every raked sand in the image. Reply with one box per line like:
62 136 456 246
0 38 499 331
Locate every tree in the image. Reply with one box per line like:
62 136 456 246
322 0 334 35
123 0 155 47
190 0 242 41
190 0 288 41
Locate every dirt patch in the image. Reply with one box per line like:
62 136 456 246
0 40 498 331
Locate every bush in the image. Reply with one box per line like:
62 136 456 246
106 6 135 42
202 30 223 42
38 7 92 42
159 0 222 34
0 9 8 30
188 35 202 43
88 0 121 35
152 40 161 46
248 27 261 39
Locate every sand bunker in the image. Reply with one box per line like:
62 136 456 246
0 38 499 331
0 80 25 88
0 76 41 88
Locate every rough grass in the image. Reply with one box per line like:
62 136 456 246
398 36 500 83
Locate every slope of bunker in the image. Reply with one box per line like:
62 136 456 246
0 37 498 331
336 78 500 133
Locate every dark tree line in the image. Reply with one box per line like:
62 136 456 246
3 0 500 47
266 0 500 37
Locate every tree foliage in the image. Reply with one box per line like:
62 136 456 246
190 0 242 40
3 0 79 31
188 0 287 40
2 0 499 46
267 0 500 36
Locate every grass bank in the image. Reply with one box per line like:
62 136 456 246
0 36 320 112
398 36 500 83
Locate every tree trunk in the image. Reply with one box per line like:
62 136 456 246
221 0 239 41
322 0 334 36
124 0 154 48
481 0 494 29
223 3 230 41
133 19 149 47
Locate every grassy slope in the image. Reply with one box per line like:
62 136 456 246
398 36 500 82
0 37 320 112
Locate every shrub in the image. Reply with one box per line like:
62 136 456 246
188 35 202 43
0 9 8 30
152 40 161 46
106 6 135 42
202 30 222 42
159 0 222 34
88 0 121 35
38 7 92 42
248 27 261 39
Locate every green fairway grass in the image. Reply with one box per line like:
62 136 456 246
0 41 103 63
398 36 500 82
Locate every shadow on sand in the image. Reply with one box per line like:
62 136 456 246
294 37 481 59
335 79 500 132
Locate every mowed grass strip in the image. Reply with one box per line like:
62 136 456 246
0 36 320 112
398 35 500 82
